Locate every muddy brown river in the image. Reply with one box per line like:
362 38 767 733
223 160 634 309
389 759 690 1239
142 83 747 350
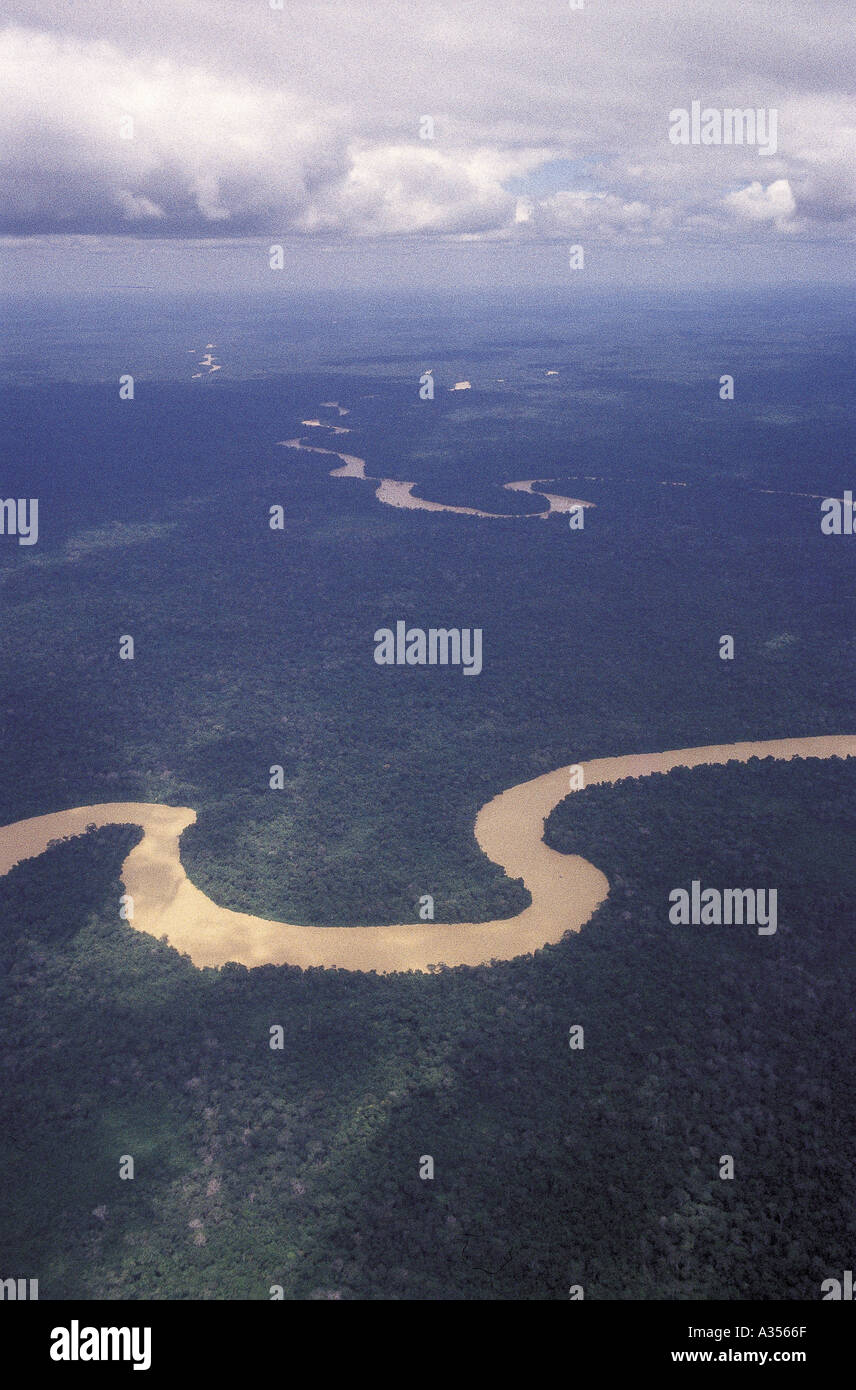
0 735 853 972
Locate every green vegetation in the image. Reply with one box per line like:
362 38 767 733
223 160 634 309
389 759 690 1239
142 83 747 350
1 755 854 1299
1 321 854 1299
1 374 853 928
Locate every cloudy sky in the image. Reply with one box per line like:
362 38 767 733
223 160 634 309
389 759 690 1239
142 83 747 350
1 0 854 289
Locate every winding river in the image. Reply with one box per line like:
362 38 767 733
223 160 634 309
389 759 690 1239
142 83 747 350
277 435 593 520
0 735 853 973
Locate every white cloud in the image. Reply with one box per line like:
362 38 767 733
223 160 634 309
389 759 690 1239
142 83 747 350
316 145 545 237
0 26 352 233
0 4 854 246
114 190 165 222
0 26 547 238
725 179 797 231
534 190 674 242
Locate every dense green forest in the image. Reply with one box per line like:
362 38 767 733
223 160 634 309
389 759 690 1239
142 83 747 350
1 754 854 1299
1 301 854 1299
1 357 854 928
